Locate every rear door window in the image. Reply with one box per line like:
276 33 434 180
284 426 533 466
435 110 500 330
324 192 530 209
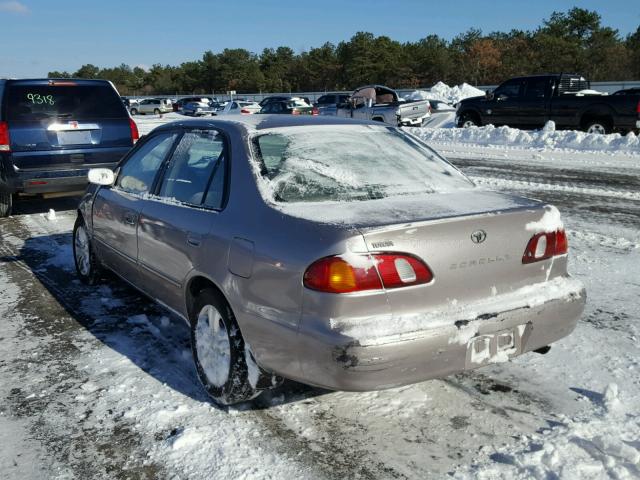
524 78 549 99
158 130 227 206
6 83 128 121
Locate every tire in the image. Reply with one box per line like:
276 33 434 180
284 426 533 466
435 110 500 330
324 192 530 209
130 108 138 116
584 119 611 135
190 289 266 405
153 108 160 115
0 191 12 217
459 112 480 128
72 216 102 285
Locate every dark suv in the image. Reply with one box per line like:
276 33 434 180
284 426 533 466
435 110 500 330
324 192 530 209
0 78 138 216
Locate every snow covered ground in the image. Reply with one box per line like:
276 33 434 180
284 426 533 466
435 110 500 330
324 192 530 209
0 112 639 479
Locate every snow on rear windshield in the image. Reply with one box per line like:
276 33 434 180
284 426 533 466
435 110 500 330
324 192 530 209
251 125 473 203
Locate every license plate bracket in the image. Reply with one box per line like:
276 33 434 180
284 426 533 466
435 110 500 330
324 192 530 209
57 130 92 145
465 324 528 367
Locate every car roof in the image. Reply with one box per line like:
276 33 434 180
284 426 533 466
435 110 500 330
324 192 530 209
6 78 114 86
151 115 382 134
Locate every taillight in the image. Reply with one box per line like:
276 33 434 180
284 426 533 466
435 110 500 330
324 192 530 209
312 107 319 116
240 108 251 114
522 229 568 264
636 100 640 114
303 253 433 294
0 121 10 152
129 118 139 144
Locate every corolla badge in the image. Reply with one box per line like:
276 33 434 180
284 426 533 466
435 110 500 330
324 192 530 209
471 230 487 244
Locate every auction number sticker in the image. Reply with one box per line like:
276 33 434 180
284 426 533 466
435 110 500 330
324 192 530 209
27 93 55 105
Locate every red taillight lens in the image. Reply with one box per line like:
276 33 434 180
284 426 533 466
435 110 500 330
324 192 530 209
312 107 319 116
129 118 139 144
522 229 568 264
291 109 301 115
372 253 433 288
240 108 251 114
0 121 10 152
303 253 433 293
636 100 640 114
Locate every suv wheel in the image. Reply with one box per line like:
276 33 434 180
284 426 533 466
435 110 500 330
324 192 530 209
72 216 102 285
153 108 161 115
0 192 12 217
459 112 480 128
130 108 138 116
585 120 610 135
191 289 265 406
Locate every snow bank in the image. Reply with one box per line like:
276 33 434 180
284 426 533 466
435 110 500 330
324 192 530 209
405 82 485 105
407 121 640 155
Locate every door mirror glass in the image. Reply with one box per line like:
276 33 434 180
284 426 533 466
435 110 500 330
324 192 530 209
88 168 115 186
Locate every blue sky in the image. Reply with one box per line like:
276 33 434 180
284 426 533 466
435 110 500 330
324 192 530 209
1 0 638 78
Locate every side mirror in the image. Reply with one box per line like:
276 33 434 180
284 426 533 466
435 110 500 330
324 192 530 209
88 168 115 186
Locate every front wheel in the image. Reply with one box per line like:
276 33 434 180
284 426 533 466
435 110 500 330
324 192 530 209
0 191 12 217
191 289 269 406
73 216 102 285
459 112 480 128
584 120 611 135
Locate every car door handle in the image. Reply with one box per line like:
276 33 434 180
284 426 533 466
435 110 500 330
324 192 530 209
187 234 202 247
124 212 137 225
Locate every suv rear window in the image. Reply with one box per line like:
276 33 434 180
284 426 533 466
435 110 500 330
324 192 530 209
6 83 128 121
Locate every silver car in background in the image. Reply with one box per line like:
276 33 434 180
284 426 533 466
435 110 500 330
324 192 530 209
74 116 585 405
130 98 172 115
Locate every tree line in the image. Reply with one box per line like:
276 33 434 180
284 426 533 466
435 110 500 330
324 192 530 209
48 8 640 95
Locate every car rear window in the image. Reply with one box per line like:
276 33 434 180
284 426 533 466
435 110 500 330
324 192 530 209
6 83 128 121
252 125 473 203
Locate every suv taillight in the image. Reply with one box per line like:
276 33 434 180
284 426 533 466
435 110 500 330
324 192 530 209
636 100 640 115
522 229 568 264
312 107 319 116
0 121 10 152
129 118 139 144
303 253 433 294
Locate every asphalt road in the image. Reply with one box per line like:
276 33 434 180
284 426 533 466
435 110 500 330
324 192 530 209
0 154 638 479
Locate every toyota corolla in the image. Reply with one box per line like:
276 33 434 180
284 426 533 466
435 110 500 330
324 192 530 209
74 116 586 405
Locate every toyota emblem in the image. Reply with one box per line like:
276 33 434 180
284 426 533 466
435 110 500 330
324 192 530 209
471 230 487 244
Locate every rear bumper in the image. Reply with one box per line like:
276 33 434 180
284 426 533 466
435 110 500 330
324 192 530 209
0 163 118 194
294 276 586 391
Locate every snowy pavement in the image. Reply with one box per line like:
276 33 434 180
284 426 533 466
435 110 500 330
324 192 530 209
0 117 639 479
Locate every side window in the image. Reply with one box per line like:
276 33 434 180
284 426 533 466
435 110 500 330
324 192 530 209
231 102 238 110
524 78 549 99
495 79 523 99
117 132 177 194
158 130 226 206
261 103 272 113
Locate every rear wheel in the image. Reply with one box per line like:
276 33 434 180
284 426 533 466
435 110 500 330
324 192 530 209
73 216 102 285
191 289 268 406
0 191 12 217
584 119 611 135
130 108 138 116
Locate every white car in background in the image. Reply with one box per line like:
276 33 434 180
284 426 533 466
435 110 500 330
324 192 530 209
215 100 261 115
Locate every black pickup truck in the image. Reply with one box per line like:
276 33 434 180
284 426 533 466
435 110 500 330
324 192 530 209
456 74 640 134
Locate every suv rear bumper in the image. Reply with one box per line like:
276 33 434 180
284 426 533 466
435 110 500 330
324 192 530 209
0 163 118 194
